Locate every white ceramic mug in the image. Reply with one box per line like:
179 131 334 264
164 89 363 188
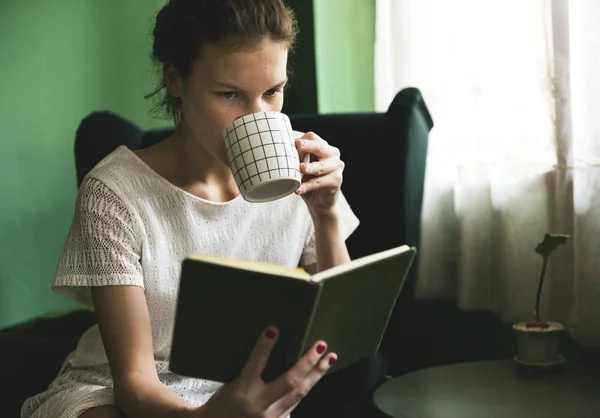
223 111 302 203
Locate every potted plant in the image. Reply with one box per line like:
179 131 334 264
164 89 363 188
513 233 570 368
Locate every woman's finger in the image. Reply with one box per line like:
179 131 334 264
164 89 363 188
262 340 328 406
301 157 344 178
297 170 343 196
239 327 279 384
268 350 339 417
296 134 340 160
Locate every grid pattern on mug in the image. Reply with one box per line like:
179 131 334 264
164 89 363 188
224 113 300 190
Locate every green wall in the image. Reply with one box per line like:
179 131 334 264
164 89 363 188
313 0 375 113
0 0 169 328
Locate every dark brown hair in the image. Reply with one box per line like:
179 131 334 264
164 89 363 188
146 0 298 120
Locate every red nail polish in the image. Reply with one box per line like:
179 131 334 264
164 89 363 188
316 344 326 354
329 355 338 366
265 329 277 339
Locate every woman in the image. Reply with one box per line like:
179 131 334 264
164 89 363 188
21 1 359 417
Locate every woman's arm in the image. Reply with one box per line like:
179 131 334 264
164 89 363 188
92 286 195 418
295 133 352 273
308 209 351 273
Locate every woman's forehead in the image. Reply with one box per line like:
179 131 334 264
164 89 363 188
192 40 289 86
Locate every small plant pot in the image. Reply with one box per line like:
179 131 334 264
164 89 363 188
512 321 564 368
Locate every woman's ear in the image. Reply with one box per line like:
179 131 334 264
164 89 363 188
163 63 182 98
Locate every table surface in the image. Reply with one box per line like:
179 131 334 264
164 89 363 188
373 359 600 418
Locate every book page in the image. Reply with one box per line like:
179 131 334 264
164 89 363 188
309 245 412 283
186 254 311 280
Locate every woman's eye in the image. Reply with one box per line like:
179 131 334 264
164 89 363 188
264 89 279 97
220 92 238 99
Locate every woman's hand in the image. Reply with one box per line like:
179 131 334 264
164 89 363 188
295 132 345 217
194 327 337 418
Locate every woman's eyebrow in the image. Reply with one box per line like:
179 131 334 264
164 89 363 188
213 79 288 90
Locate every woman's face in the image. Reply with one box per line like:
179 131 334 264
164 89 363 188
168 39 289 164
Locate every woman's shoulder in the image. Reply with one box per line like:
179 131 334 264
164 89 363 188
81 145 165 200
87 145 144 180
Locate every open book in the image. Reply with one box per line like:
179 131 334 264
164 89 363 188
169 245 416 383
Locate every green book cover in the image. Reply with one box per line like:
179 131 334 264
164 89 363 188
169 245 416 383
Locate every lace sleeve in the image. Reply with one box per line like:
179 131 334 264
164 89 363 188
299 191 360 267
52 177 144 306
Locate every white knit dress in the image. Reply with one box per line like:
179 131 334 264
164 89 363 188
21 146 359 418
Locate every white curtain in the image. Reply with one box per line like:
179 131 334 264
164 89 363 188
375 0 600 346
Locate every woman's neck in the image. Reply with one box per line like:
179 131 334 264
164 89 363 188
136 128 240 202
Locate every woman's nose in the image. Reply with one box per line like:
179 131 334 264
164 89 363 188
246 98 266 115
